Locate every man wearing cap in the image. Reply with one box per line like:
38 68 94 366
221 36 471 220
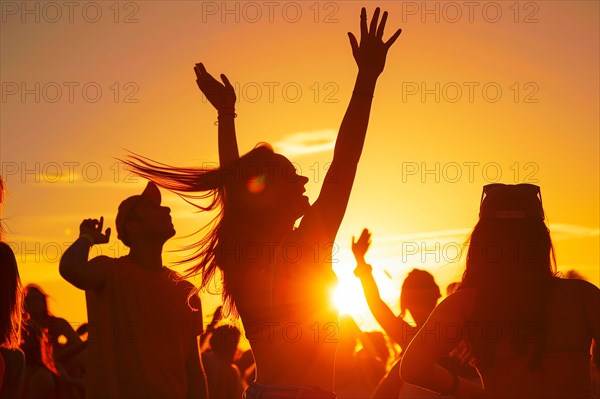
60 182 208 399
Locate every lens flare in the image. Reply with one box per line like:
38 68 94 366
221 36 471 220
247 175 266 194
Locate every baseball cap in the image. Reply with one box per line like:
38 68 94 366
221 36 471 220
115 182 161 245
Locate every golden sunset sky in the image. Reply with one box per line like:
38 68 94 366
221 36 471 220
1 1 598 339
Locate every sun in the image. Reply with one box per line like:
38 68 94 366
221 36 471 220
332 270 374 318
332 256 405 324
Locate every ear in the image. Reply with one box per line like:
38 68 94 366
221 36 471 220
124 219 143 236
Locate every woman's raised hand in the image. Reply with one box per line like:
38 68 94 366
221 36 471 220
352 228 372 262
194 62 236 112
347 7 402 79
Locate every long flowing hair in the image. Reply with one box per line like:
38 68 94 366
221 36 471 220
21 319 59 375
458 218 557 370
0 242 23 349
122 144 278 315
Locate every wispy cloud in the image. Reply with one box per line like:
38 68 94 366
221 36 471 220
365 223 599 265
547 223 600 240
273 129 337 157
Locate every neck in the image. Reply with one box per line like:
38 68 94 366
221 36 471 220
239 212 295 242
128 241 165 271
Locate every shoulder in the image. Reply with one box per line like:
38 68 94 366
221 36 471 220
553 277 600 297
434 288 477 319
88 255 115 266
554 276 598 289
0 348 25 368
166 272 202 311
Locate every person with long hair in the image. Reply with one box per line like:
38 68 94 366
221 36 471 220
201 324 244 399
0 176 26 399
400 184 600 398
23 285 85 399
20 320 64 399
352 229 441 348
351 228 471 398
125 8 401 398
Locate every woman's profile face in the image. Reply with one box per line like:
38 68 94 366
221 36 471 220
271 155 310 218
241 152 310 219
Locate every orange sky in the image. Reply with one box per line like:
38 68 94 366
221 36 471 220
1 1 598 340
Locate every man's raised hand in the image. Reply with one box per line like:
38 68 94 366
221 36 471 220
79 216 111 245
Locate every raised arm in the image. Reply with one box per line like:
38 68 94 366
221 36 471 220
352 229 411 347
301 8 401 238
59 217 110 291
194 63 239 164
400 292 485 398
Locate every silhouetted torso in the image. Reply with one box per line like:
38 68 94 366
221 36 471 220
461 278 595 398
228 230 339 389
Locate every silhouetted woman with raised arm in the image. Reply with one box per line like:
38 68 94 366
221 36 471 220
125 8 401 398
352 228 468 398
352 229 441 349
401 184 600 398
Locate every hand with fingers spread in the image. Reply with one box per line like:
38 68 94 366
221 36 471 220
194 62 236 113
352 228 373 278
348 7 402 79
79 216 111 245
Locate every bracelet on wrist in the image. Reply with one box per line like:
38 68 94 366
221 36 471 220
214 112 237 126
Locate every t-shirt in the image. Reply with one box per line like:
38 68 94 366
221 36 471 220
84 256 202 399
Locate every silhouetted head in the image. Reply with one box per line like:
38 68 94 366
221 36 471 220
463 183 554 287
460 184 556 370
399 269 441 327
222 145 310 228
209 324 241 362
115 182 175 248
24 284 50 322
0 242 22 349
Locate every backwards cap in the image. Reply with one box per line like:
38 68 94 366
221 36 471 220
115 182 161 244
